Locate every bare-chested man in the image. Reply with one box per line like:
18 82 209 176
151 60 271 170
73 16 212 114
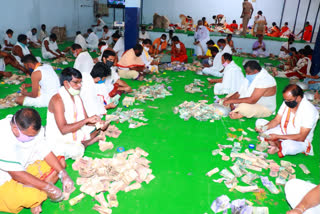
241 0 254 36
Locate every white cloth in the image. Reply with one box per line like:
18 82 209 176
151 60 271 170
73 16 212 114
194 26 210 56
139 31 150 40
104 67 120 95
13 42 31 65
202 45 231 77
23 64 60 107
46 87 91 160
113 37 125 61
285 179 320 214
140 49 158 72
26 30 39 45
2 34 12 50
80 73 106 117
239 68 276 112
293 57 312 76
255 15 266 22
0 115 50 186
279 42 290 58
39 30 48 41
222 44 232 55
41 37 59 59
98 44 109 62
86 32 99 50
101 30 113 44
74 51 94 74
214 61 244 95
95 83 112 105
75 34 87 50
0 58 5 71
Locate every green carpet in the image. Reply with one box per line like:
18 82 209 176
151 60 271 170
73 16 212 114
0 44 319 214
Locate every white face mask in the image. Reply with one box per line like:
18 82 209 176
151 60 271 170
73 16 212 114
144 47 150 52
175 43 181 49
161 39 165 42
67 83 80 96
73 52 78 58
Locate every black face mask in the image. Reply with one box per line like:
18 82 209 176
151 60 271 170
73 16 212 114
105 60 114 68
285 100 298 108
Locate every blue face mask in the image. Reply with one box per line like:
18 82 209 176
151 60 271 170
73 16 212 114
246 73 259 85
29 68 34 73
97 79 106 84
289 52 293 56
19 42 26 48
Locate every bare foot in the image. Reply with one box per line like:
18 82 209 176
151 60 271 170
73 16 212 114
267 146 279 154
229 111 244 119
31 205 42 214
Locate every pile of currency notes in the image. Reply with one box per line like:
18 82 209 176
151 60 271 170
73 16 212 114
105 108 148 128
143 75 171 84
159 62 202 72
173 100 229 121
2 74 27 85
184 79 204 93
129 84 172 102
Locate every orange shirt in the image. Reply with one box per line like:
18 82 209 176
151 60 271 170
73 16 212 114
153 38 167 53
303 25 312 42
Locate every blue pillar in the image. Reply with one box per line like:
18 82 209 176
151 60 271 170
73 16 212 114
311 25 320 76
125 0 141 51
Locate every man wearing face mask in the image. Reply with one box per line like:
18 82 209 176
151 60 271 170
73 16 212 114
141 39 159 73
15 54 60 107
0 108 74 214
117 44 145 81
256 84 319 157
152 34 167 55
194 20 210 56
26 28 41 48
46 67 107 160
72 44 95 74
223 61 277 119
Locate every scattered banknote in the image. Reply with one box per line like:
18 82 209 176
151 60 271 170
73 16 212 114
210 195 231 213
185 79 204 93
260 176 280 194
299 164 311 174
130 84 172 102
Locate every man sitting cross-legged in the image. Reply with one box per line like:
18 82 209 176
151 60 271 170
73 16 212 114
0 108 74 214
223 61 277 119
15 54 60 107
46 67 108 160
256 84 319 157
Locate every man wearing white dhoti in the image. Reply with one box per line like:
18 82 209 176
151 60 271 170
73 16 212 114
46 67 107 160
256 84 318 157
223 61 277 119
100 26 113 44
26 28 41 48
74 31 87 51
141 39 159 73
86 29 99 51
210 53 244 95
12 34 31 66
194 20 210 56
15 55 60 108
42 34 64 59
72 44 95 74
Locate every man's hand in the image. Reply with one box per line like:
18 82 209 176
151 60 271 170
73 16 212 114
287 209 303 214
43 183 64 202
86 115 101 124
2 72 12 77
266 134 279 141
194 41 200 45
58 170 75 194
308 81 317 84
106 103 117 109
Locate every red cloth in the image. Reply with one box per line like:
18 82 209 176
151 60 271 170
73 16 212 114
285 65 308 80
267 26 281 37
228 23 238 32
171 42 188 63
280 26 289 36
303 25 312 42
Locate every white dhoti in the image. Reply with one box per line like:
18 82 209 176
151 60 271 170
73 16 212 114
202 67 223 77
42 51 59 59
256 119 312 156
285 179 320 214
195 40 208 56
0 58 5 71
23 96 51 108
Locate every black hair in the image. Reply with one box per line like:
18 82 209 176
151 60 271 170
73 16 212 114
98 41 106 47
202 17 206 20
169 30 174 34
71 43 82 50
227 34 232 38
206 40 215 45
112 32 121 39
172 36 180 42
90 62 111 78
31 28 37 32
6 29 13 34
12 108 41 131
141 25 146 30
285 22 288 25
41 24 46 28
17 34 27 43
289 47 297 53
102 50 116 60
272 22 276 26
142 39 152 45
232 20 236 24
59 67 82 86
76 31 81 35
87 28 93 33
50 33 57 40
103 25 109 30
298 49 306 55
217 39 226 44
96 14 101 18
133 44 143 51
222 53 232 61
306 21 310 25
257 34 264 38
21 54 38 64
283 84 304 98
244 61 262 72
304 45 312 50
209 46 219 54
212 15 217 19
161 34 167 39
258 11 263 15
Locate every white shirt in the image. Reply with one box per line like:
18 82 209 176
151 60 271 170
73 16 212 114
86 32 99 49
41 37 59 57
26 30 38 43
98 44 109 62
140 49 153 68
75 34 87 50
194 26 210 42
239 68 277 112
74 51 94 74
98 18 106 28
37 64 60 98
221 44 232 55
104 67 120 94
101 30 112 44
220 61 245 94
3 34 12 48
278 97 319 143
113 37 125 60
139 31 150 40
39 30 48 41
279 42 290 57
0 116 50 186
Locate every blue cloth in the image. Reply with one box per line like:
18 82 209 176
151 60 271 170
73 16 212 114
304 78 320 90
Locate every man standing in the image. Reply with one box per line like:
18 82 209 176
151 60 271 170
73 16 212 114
297 22 313 42
0 108 74 214
15 55 60 108
194 20 210 56
42 33 64 59
256 84 318 157
241 0 254 36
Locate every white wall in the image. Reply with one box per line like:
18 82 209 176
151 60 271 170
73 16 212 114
142 0 320 42
0 0 95 43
